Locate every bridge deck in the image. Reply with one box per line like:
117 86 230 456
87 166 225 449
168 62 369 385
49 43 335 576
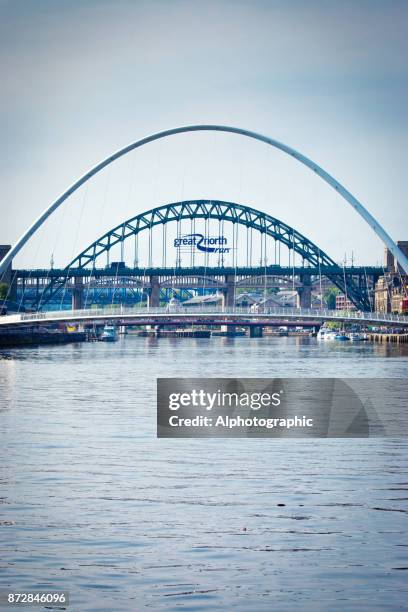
14 265 383 279
1 306 406 328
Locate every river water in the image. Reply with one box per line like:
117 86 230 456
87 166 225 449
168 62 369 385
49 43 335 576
1 337 407 611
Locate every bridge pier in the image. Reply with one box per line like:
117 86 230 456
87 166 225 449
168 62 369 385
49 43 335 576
152 324 162 337
250 325 263 338
221 275 235 309
148 276 160 308
72 277 84 310
221 274 236 334
296 275 312 309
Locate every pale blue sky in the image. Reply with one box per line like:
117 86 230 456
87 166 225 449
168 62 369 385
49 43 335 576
1 0 407 268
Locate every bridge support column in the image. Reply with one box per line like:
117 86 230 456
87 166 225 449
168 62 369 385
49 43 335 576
221 275 236 310
148 276 160 308
72 276 84 310
296 275 312 309
147 324 163 337
221 274 236 335
250 325 263 338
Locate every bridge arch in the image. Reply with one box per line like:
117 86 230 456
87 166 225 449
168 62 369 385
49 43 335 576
1 124 407 277
235 276 302 289
160 276 227 289
35 200 371 310
72 199 338 269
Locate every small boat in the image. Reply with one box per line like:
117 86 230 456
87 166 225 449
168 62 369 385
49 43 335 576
100 325 118 342
317 328 336 341
334 333 349 341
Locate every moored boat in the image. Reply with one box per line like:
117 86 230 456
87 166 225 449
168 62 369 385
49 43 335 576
317 328 337 341
334 332 349 341
100 325 118 342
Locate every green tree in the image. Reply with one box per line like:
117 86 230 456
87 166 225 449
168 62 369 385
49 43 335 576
324 287 340 309
0 283 8 300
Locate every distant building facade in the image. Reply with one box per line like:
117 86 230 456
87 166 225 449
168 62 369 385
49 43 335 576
374 241 408 314
335 293 357 311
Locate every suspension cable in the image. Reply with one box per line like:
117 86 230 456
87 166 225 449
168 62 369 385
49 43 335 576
292 228 295 294
111 261 120 307
363 266 373 312
342 259 349 309
246 226 249 267
192 218 195 268
12 215 47 312
381 263 393 311
35 187 69 312
191 217 194 268
134 232 139 268
233 221 238 308
148 221 152 268
84 252 97 309
318 250 323 308
59 185 88 311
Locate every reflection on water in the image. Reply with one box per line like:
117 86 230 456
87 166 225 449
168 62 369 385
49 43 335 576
0 337 407 611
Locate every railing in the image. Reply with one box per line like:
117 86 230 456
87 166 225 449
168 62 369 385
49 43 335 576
0 305 407 326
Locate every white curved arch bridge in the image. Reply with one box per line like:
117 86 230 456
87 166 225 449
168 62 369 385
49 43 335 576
1 124 407 278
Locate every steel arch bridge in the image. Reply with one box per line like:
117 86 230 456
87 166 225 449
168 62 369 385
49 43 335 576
31 200 372 311
1 124 407 279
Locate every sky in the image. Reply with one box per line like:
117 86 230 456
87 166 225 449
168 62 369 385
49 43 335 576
1 0 407 270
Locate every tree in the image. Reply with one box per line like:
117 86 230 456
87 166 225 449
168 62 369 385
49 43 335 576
0 283 8 300
324 287 340 309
